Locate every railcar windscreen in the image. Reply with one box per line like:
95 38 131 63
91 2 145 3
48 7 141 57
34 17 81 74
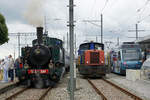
122 49 141 61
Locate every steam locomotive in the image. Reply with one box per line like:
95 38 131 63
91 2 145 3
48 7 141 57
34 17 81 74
77 42 107 77
17 27 69 88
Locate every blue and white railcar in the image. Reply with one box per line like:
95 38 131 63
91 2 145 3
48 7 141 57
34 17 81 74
110 42 142 75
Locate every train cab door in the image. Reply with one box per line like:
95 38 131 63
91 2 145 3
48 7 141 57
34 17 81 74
112 52 117 72
116 51 121 73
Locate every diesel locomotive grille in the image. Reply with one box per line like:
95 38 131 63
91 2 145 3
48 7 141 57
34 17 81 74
90 52 99 64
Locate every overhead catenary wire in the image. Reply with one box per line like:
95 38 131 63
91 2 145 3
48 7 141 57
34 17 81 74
101 0 109 13
84 21 101 27
122 0 150 28
137 0 150 13
90 0 97 18
137 0 150 23
137 14 150 23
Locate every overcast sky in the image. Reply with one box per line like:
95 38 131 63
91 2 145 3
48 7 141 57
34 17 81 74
0 0 150 59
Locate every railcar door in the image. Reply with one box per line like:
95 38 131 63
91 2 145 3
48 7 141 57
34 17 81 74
117 51 121 73
113 51 121 73
112 52 117 72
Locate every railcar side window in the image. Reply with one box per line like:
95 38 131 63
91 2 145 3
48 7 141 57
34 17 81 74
122 49 140 61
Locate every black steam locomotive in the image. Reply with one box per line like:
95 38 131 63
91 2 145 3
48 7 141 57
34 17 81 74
17 27 69 88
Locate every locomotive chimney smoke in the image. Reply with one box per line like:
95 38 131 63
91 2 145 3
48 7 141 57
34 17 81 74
37 27 43 44
24 0 45 27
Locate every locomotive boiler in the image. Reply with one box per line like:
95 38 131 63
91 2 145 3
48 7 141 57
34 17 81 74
18 27 67 88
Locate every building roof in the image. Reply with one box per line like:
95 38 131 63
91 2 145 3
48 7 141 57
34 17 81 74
137 35 150 44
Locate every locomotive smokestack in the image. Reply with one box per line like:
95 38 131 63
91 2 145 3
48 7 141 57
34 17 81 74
37 27 43 45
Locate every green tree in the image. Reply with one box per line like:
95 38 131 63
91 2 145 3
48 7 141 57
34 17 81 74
0 13 9 45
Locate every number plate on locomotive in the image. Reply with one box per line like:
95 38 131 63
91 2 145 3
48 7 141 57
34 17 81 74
28 69 49 74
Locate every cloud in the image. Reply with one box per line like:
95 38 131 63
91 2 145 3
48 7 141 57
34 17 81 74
0 0 29 23
0 0 150 58
0 22 37 58
7 22 35 33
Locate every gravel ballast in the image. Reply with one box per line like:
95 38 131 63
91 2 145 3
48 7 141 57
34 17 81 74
45 74 102 100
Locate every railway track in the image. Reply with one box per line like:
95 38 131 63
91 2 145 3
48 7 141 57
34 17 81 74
87 78 143 100
39 87 52 100
87 79 107 100
5 87 52 100
6 87 28 100
0 82 19 95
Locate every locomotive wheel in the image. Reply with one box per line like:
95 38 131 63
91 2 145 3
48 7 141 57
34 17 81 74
27 79 31 87
52 74 60 82
65 66 70 72
18 77 25 83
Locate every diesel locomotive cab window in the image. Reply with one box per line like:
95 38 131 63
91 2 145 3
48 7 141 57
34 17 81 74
80 44 90 50
95 44 103 50
122 49 140 61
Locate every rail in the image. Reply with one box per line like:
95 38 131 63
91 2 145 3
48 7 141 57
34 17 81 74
39 87 52 100
87 79 107 100
0 82 19 95
6 87 28 100
102 78 143 100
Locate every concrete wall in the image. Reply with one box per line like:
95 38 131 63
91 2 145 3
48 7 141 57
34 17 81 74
126 69 141 81
141 70 150 80
126 69 150 81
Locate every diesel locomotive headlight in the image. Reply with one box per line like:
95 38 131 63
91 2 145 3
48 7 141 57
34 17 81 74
86 61 88 63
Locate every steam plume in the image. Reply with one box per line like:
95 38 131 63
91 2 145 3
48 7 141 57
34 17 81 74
24 0 45 27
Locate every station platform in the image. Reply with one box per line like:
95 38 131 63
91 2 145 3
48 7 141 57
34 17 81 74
106 73 150 100
0 78 18 94
0 79 18 88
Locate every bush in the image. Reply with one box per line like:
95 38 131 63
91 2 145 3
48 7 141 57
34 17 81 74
0 13 9 45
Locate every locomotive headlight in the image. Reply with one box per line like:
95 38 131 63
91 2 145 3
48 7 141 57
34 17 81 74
35 49 40 54
24 63 29 69
101 61 104 63
24 65 29 69
87 61 88 63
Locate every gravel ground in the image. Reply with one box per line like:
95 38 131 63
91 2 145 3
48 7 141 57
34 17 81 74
91 79 133 100
45 74 102 100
